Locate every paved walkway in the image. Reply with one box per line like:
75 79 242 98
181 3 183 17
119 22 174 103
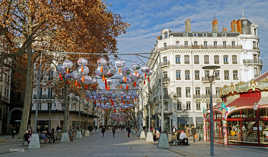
2 132 268 157
0 131 179 157
169 142 268 157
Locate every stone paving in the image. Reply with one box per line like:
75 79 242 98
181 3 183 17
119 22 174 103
0 131 179 157
168 141 268 157
1 131 268 157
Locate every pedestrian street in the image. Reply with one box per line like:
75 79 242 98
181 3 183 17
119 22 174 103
1 130 179 157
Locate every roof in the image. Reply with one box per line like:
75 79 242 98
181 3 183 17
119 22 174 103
227 91 261 108
255 72 268 82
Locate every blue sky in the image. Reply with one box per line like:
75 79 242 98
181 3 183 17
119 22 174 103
106 0 268 72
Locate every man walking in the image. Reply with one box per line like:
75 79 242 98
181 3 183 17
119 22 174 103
101 126 106 137
112 126 116 138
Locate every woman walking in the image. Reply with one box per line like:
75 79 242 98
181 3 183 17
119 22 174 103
101 126 106 137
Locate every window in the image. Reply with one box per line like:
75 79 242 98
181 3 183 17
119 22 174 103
253 41 257 49
216 87 220 97
163 43 167 47
163 88 168 98
194 41 198 46
184 41 188 46
48 88 53 98
232 55 237 64
177 101 182 110
224 70 229 80
194 55 199 64
214 41 217 47
195 87 200 97
184 55 190 64
164 32 168 38
163 71 168 79
204 55 209 64
164 102 168 111
232 41 235 47
175 55 181 64
214 55 219 64
176 87 181 97
0 69 2 81
254 54 258 63
205 87 211 96
186 87 191 98
4 87 8 97
186 101 191 110
176 41 180 45
185 70 190 80
163 56 167 64
205 70 210 79
196 102 201 110
223 55 229 64
49 71 54 80
206 103 210 109
194 70 200 80
204 41 208 47
215 70 220 80
176 70 181 80
233 70 238 80
223 41 226 48
254 67 258 77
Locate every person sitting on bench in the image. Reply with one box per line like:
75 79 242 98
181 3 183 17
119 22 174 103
179 130 188 145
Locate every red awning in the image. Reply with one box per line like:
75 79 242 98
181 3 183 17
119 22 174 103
227 91 261 108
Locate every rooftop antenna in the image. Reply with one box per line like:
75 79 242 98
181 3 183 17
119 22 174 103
242 8 245 18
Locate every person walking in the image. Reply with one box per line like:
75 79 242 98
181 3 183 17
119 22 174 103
127 126 131 138
112 126 116 138
191 125 196 143
101 126 106 137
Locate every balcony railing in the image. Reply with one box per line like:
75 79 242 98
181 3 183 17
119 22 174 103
157 45 242 51
202 77 210 82
243 59 263 66
162 77 170 84
193 94 220 99
160 61 170 67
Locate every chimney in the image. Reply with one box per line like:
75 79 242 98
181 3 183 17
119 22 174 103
234 21 238 32
222 27 227 32
236 20 242 33
231 20 236 32
185 19 191 32
212 18 218 32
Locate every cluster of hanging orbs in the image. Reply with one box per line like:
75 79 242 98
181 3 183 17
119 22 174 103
95 57 152 91
56 58 97 89
56 56 152 114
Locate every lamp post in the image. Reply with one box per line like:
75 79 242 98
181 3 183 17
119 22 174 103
202 65 220 157
157 51 169 149
253 102 260 144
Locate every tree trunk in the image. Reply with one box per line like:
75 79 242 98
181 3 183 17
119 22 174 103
18 53 33 138
63 83 69 132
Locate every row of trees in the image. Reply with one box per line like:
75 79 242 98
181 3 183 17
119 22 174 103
0 0 128 137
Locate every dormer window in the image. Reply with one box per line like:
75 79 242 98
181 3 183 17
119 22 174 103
164 32 168 39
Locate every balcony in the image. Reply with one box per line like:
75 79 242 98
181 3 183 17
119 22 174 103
243 59 263 66
157 45 242 51
201 77 210 83
194 94 220 99
160 61 170 68
162 77 170 85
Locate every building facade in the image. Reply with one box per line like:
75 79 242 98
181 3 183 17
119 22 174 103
0 57 12 134
141 17 262 132
31 57 95 132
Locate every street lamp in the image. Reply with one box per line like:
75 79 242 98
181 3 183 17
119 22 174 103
202 65 220 157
